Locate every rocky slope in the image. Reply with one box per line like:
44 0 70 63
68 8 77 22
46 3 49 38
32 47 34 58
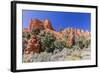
23 19 91 54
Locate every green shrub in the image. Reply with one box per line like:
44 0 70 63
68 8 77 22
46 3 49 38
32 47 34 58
84 38 91 48
23 32 31 40
74 36 90 49
31 28 41 36
63 34 68 41
54 40 66 51
40 32 56 53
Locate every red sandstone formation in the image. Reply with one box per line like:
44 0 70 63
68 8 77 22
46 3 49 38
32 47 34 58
43 19 54 30
27 19 54 32
23 19 91 52
29 19 44 31
24 35 41 54
62 28 90 47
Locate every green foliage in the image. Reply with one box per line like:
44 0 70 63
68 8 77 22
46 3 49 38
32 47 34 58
31 28 41 36
75 36 84 49
23 26 91 54
54 40 66 51
63 34 73 49
39 32 67 52
63 34 68 41
84 38 91 48
23 32 31 40
74 36 90 49
27 33 31 39
40 32 56 53
72 45 79 49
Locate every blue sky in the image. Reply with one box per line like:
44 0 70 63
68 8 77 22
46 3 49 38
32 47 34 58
22 10 91 32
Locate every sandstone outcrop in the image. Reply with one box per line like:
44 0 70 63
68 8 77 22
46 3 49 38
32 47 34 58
28 19 54 31
29 19 44 31
24 35 41 54
23 19 91 53
43 19 54 30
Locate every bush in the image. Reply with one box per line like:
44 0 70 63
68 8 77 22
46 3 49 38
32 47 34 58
23 32 31 40
74 36 91 49
22 38 28 54
40 32 56 53
76 37 84 49
54 40 66 51
31 28 41 35
84 38 91 48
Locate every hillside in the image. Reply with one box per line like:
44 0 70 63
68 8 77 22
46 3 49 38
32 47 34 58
22 19 91 62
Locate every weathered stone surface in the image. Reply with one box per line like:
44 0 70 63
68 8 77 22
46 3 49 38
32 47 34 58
24 35 41 54
23 19 91 53
62 28 90 47
29 19 44 31
43 19 54 30
28 19 54 31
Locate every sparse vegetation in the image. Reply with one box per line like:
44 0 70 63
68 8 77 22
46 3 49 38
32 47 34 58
54 40 66 51
22 19 91 62
74 36 91 49
23 32 31 40
40 32 56 53
31 28 41 36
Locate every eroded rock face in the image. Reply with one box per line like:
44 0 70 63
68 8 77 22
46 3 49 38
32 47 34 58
43 19 54 30
62 28 75 47
62 28 90 47
44 29 63 40
23 19 91 53
23 19 55 54
24 35 41 54
29 19 44 31
66 35 75 47
28 19 54 31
